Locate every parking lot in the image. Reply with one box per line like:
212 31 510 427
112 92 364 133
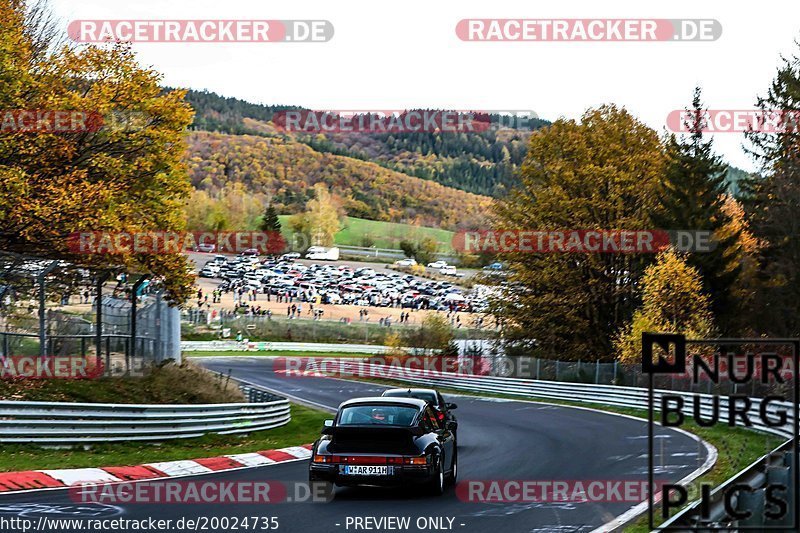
188 252 492 328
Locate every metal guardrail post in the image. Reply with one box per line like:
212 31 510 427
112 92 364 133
95 271 110 363
766 465 792 527
37 261 59 357
130 275 150 362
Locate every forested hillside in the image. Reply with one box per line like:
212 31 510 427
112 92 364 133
182 89 547 196
185 132 492 229
181 89 751 229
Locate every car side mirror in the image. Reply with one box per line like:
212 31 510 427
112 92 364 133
321 419 334 434
446 403 457 410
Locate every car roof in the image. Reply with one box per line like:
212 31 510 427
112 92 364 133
382 388 439 396
339 397 428 409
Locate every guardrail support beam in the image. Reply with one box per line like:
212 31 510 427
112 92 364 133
37 261 59 357
130 275 150 363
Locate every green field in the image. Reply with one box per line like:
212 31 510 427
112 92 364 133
278 215 454 252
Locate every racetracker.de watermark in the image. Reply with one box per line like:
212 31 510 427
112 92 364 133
272 356 560 379
456 19 721 41
67 231 289 255
68 20 334 43
456 480 667 503
271 110 539 134
69 481 333 504
667 109 800 133
0 356 103 380
0 110 104 133
452 230 714 254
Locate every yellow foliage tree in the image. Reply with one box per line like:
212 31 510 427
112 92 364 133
0 2 195 303
287 183 341 247
616 249 714 365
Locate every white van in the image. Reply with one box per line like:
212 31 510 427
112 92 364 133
305 246 340 260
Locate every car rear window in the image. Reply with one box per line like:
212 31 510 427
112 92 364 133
338 405 419 426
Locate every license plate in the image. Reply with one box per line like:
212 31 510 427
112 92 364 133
342 465 390 476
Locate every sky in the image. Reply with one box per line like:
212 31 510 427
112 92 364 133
50 0 800 172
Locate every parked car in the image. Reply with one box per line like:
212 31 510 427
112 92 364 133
427 260 448 269
395 258 417 267
196 243 216 253
439 265 457 276
309 397 457 494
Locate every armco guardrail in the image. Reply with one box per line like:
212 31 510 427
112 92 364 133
660 439 795 529
182 340 400 354
331 361 794 439
0 386 290 444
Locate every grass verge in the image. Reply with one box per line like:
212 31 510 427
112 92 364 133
1 403 328 473
0 361 244 404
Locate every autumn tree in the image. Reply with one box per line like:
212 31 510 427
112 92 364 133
616 249 714 365
654 88 741 332
287 183 342 247
492 105 667 361
402 313 454 354
398 237 439 264
185 183 266 231
0 0 195 303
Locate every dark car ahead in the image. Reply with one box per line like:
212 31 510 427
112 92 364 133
309 397 457 495
380 388 458 437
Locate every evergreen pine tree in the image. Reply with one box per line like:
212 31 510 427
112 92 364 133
740 47 800 336
260 204 281 233
653 87 741 332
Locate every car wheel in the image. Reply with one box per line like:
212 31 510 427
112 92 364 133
446 450 458 485
428 454 445 496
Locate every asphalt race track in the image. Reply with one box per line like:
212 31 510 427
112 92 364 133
0 357 710 533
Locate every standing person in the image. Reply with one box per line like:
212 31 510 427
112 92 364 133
287 305 291 318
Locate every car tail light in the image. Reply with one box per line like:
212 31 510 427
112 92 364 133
404 457 427 465
313 455 331 463
436 411 445 423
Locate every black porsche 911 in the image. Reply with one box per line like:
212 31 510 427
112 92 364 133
308 397 457 495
